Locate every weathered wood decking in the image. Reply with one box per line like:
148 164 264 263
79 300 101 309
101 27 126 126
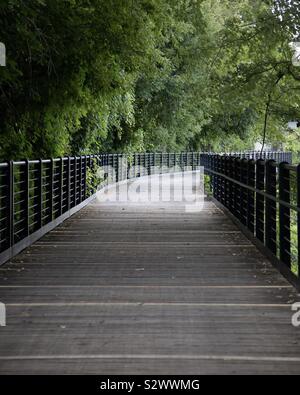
0 174 300 375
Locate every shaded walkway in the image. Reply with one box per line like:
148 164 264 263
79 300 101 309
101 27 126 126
0 174 300 374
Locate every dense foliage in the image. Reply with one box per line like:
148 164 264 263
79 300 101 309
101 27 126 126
0 0 299 160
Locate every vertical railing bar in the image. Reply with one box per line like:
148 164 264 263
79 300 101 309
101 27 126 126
225 156 229 207
37 159 43 229
247 160 255 234
265 160 277 255
240 158 247 226
79 156 83 204
83 156 87 201
60 157 64 215
221 156 225 206
279 162 291 268
67 157 71 211
297 164 300 275
256 159 265 243
8 161 14 250
24 159 29 238
230 157 235 214
49 159 54 221
74 157 78 207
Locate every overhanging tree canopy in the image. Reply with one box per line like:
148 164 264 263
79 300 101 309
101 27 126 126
0 0 299 160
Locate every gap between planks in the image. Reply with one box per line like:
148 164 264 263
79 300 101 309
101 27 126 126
3 302 293 308
0 285 293 289
1 355 300 363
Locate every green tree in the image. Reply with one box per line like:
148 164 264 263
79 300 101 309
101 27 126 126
1 0 300 160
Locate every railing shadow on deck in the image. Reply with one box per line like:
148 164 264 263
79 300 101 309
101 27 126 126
0 150 297 289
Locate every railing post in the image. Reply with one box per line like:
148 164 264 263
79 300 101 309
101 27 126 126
24 159 30 237
279 162 291 268
120 154 123 181
226 157 231 211
206 154 210 190
7 161 14 249
265 160 277 255
215 155 219 200
247 160 255 234
173 153 176 172
139 153 142 177
146 153 149 175
159 153 162 174
218 156 222 203
144 153 146 176
37 159 43 229
145 153 147 175
297 164 300 274
231 157 236 216
219 156 223 202
146 153 149 176
220 156 225 206
74 157 78 206
235 158 241 221
229 157 235 214
225 156 230 209
240 158 248 226
256 160 265 243
133 154 136 178
129 154 133 180
212 155 217 199
210 155 214 197
93 155 98 191
216 156 220 201
60 158 64 215
49 158 54 221
67 157 71 210
140 153 144 177
125 154 129 180
119 154 122 182
106 154 109 186
79 156 83 203
83 156 87 201
215 155 219 201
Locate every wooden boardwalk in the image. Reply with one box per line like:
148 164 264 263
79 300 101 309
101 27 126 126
0 174 300 375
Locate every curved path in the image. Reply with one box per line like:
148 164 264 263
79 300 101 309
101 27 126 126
0 174 300 374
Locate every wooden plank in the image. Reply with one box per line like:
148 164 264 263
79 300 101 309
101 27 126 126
1 357 300 375
40 232 251 244
0 285 296 305
0 267 286 287
0 305 300 359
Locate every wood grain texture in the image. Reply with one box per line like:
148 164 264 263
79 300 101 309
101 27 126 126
0 174 299 375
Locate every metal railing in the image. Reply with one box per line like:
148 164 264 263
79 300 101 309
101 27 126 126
201 151 293 167
205 154 300 289
0 157 99 265
215 151 293 162
0 151 293 267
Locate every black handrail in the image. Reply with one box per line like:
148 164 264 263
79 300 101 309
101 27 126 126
205 154 300 289
0 151 293 267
